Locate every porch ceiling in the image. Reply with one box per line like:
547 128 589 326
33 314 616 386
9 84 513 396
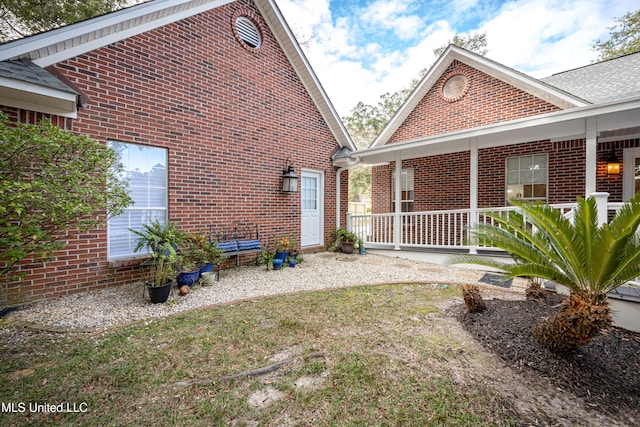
355 96 640 165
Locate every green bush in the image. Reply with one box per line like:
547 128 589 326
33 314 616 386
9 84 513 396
0 114 132 276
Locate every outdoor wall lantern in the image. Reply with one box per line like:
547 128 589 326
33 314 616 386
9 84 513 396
606 149 621 175
281 158 299 193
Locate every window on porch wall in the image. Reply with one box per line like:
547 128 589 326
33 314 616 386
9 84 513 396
391 169 414 212
107 141 168 259
505 154 548 204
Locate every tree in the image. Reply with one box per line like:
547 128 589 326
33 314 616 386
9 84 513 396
448 196 640 352
433 32 488 57
593 9 640 60
0 114 133 276
348 165 371 203
0 0 135 42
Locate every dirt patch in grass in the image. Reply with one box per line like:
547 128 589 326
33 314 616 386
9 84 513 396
458 292 640 426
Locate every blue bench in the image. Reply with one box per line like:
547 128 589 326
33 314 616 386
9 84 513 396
208 223 265 269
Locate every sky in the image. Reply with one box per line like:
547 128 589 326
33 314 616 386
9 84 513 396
276 0 639 117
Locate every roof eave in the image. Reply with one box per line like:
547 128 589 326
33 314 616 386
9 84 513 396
0 0 235 67
0 76 77 117
359 95 640 164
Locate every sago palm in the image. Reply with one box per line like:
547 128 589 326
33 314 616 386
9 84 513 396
449 194 640 352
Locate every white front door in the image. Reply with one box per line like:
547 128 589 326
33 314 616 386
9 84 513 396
623 147 640 200
301 170 323 247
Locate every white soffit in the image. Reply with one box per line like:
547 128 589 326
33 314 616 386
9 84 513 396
0 0 234 67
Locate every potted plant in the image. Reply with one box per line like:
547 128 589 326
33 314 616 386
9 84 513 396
330 228 362 254
146 244 178 304
257 250 276 271
130 220 186 256
180 232 227 283
275 235 297 261
175 254 201 288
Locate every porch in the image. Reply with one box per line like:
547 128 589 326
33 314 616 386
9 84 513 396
347 192 622 253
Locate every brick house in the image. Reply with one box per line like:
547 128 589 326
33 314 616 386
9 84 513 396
0 0 356 305
352 45 640 252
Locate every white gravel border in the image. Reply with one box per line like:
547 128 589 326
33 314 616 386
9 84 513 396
4 252 525 331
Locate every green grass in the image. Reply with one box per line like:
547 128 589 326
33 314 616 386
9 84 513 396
0 283 517 426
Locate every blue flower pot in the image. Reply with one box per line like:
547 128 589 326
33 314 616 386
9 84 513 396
177 269 200 287
275 251 288 261
272 258 284 270
289 259 297 268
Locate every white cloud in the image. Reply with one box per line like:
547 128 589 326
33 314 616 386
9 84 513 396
361 0 425 40
481 0 639 77
277 0 640 116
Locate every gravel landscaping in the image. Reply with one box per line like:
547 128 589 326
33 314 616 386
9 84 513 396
3 252 527 331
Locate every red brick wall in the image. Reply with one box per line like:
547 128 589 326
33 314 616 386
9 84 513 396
387 61 561 143
2 106 73 129
371 165 391 214
371 153 470 214
478 140 585 207
1 1 344 305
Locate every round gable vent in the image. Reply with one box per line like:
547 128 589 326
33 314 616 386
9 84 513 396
235 16 262 49
440 73 470 102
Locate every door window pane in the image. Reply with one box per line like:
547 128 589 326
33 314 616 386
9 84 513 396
302 176 317 210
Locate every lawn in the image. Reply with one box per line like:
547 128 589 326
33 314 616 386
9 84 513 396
1 283 522 426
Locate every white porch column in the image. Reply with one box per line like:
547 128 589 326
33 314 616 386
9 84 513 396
590 192 610 226
585 117 597 196
394 152 402 250
469 138 478 254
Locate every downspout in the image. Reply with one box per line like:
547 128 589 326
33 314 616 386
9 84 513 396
336 157 361 229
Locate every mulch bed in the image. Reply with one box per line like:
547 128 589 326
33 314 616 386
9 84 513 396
459 293 640 419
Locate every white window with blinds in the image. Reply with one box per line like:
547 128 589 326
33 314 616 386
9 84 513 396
505 154 548 203
108 141 168 259
391 169 414 212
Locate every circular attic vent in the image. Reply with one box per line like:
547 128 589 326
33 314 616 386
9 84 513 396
235 16 262 49
441 74 470 102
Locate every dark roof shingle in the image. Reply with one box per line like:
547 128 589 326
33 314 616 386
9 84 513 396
0 58 77 94
541 52 640 103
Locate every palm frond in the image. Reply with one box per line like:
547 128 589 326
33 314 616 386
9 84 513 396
445 254 513 273
573 197 598 281
509 199 587 287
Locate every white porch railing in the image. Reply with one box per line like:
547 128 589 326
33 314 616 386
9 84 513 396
347 193 618 252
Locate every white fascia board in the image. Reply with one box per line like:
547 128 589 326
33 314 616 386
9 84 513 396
452 49 588 109
0 76 77 117
358 96 640 163
255 0 356 151
1 0 233 67
370 53 454 149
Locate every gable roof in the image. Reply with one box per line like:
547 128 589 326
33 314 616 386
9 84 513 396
541 51 640 104
0 0 355 150
370 45 589 148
